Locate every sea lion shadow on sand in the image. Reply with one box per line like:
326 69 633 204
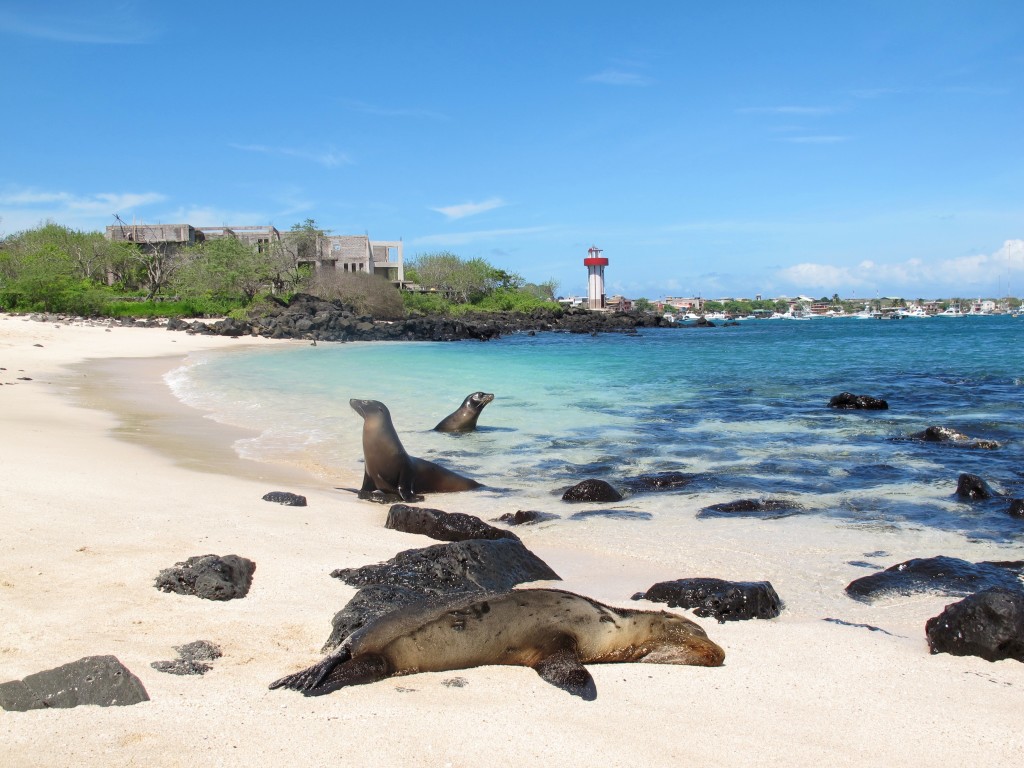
270 588 724 700
350 399 483 502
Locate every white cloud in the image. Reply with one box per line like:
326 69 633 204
339 99 447 120
776 241 1024 298
0 188 166 234
430 198 507 220
230 143 351 168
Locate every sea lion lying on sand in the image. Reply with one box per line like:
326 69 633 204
351 398 481 502
270 588 724 700
434 391 495 432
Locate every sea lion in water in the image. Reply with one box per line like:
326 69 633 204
351 398 482 502
434 392 495 433
270 588 724 700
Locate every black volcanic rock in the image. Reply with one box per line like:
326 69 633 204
697 498 802 520
926 588 1024 662
0 656 149 711
385 504 518 542
635 578 783 623
496 510 560 526
828 392 889 410
845 556 1024 603
910 426 1000 450
165 293 680 344
330 538 559 593
561 479 623 502
1008 499 1024 519
154 554 255 601
262 491 308 507
956 473 997 500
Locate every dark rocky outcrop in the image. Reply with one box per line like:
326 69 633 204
956 473 997 500
909 426 1000 450
926 588 1024 662
154 554 256 601
560 479 624 503
165 293 679 343
385 504 518 542
323 539 560 651
151 640 223 676
696 498 802 520
1008 499 1024 519
0 655 149 711
262 491 308 507
331 538 559 594
828 392 889 410
634 578 783 623
845 556 1024 603
496 510 560 526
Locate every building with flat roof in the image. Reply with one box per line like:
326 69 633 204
104 222 404 284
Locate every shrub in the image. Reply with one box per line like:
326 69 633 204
308 270 405 320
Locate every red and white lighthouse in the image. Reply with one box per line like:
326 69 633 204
584 246 609 310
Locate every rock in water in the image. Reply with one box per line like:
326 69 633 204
635 578 783 623
561 479 623 502
926 588 1024 662
0 655 149 711
828 392 889 410
845 556 1024 602
697 498 802 520
956 473 997 500
155 554 256 600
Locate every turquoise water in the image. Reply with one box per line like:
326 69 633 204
168 316 1024 544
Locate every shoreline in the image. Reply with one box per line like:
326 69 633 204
2 313 1023 767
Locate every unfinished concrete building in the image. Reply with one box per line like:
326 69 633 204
104 222 404 284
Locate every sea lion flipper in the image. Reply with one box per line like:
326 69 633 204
269 649 349 692
357 470 376 500
305 654 390 696
532 645 596 701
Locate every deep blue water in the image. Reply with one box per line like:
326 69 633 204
170 315 1024 543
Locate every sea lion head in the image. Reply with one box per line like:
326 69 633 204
465 392 495 412
350 398 391 421
636 611 725 667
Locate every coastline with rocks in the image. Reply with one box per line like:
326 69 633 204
2 312 1022 767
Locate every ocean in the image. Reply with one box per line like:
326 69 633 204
166 315 1024 613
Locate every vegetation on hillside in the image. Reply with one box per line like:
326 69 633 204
0 222 562 319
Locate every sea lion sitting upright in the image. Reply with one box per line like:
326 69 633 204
434 391 495 433
350 398 482 502
270 588 724 700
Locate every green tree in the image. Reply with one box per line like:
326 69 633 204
174 236 271 302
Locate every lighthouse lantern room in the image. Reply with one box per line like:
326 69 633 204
583 246 609 310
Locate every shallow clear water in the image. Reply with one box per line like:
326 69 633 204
168 316 1024 546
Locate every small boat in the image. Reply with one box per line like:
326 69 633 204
936 304 965 317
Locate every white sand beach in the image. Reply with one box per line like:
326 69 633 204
2 312 1022 767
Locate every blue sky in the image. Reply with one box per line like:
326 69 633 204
2 1 1022 300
